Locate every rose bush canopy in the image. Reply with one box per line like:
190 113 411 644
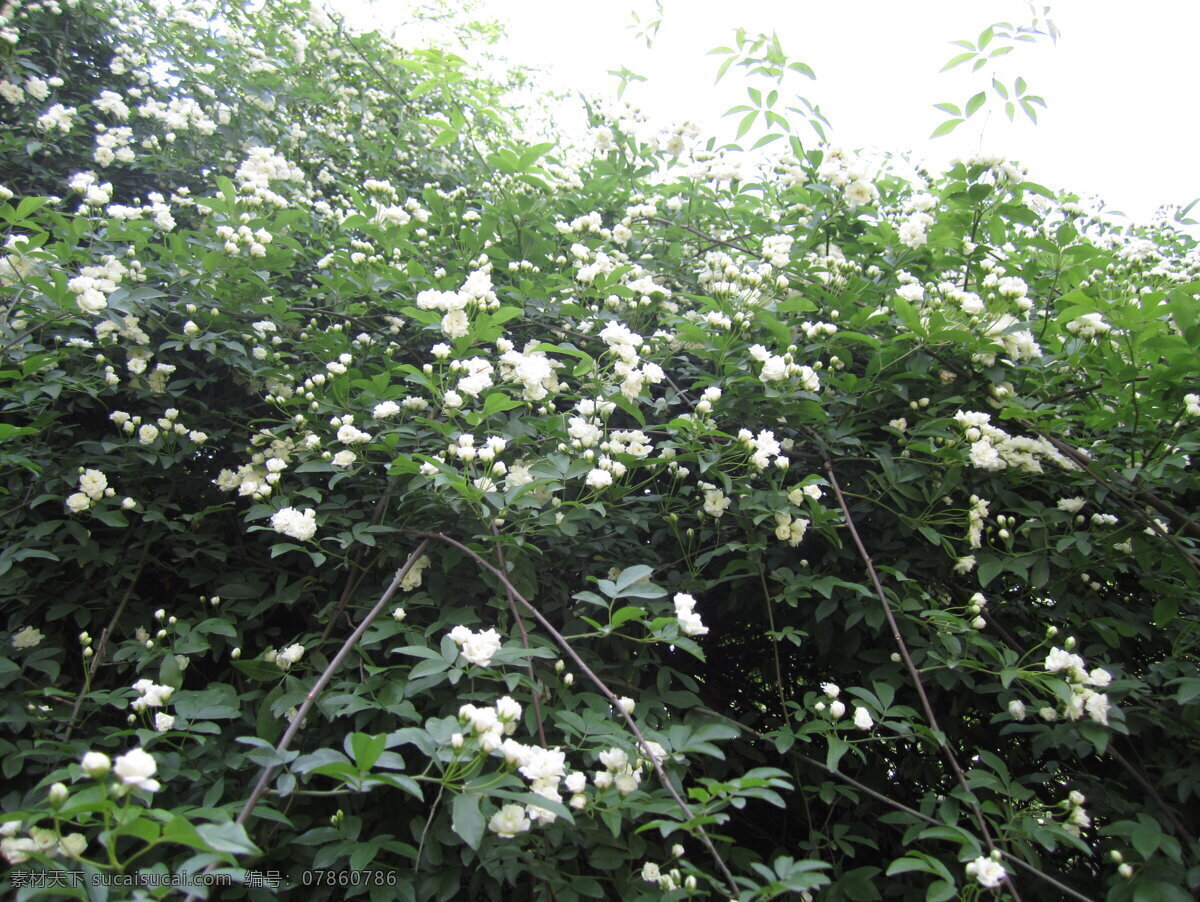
1 0 1198 899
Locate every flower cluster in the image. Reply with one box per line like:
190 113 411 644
1041 645 1112 725
673 593 709 636
954 411 1074 473
965 855 1006 889
448 625 504 667
270 507 317 542
130 679 173 712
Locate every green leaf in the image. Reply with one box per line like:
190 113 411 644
826 736 849 772
349 732 386 771
977 557 1004 588
965 91 986 118
939 52 976 72
609 606 644 628
451 792 486 850
197 821 262 856
930 118 964 139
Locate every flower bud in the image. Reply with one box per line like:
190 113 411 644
451 733 464 750
81 751 111 777
48 783 69 808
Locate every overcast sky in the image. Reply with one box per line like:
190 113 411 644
475 0 1196 226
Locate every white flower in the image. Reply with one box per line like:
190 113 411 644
1057 497 1086 513
965 856 1006 889
441 309 470 339
131 679 174 710
585 468 613 490
1007 699 1027 720
373 400 400 418
616 697 635 716
331 449 356 467
487 803 530 838
673 592 709 636
614 772 639 795
276 643 305 670
270 507 317 541
821 683 840 698
450 626 503 667
829 700 846 719
495 696 522 723
853 707 873 730
702 489 731 518
79 469 108 500
154 713 175 732
138 424 158 444
392 607 407 622
80 751 111 777
113 748 161 792
11 626 44 649
641 863 662 883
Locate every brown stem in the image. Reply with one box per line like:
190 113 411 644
695 707 1090 899
318 481 399 643
64 544 150 739
811 435 1021 901
402 529 742 898
757 564 790 720
488 521 547 747
1036 432 1200 575
1109 743 1195 848
648 216 761 257
182 541 431 902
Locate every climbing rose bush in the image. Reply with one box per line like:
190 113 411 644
1 0 1199 899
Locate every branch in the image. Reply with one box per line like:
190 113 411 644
489 521 547 747
1036 431 1200 574
64 544 150 740
810 433 1022 901
402 529 742 898
182 540 431 902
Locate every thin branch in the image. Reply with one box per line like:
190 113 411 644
810 433 1021 901
757 564 789 721
318 479 399 643
1109 743 1195 848
182 541 431 902
695 708 1093 901
648 216 761 257
1036 432 1200 573
64 544 150 740
402 529 742 898
489 521 547 747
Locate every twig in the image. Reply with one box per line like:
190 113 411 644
648 216 760 257
757 564 789 720
695 707 1093 900
1036 432 1200 575
488 521 547 746
318 480 399 643
810 432 1022 901
64 544 150 740
401 529 742 898
182 541 431 902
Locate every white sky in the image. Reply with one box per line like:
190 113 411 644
474 0 1197 226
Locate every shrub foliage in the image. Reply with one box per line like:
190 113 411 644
1 1 1199 899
